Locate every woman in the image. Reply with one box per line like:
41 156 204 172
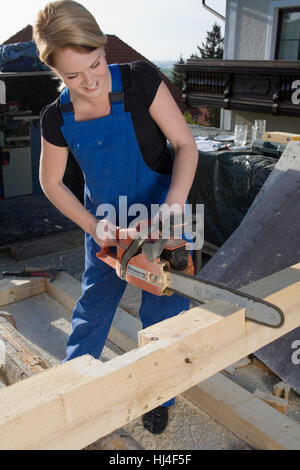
34 0 198 434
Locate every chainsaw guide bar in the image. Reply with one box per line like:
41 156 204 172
167 270 284 328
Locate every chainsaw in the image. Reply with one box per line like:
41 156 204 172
96 219 284 328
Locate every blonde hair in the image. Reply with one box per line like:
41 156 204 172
33 0 107 67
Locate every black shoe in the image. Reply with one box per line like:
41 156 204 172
142 406 169 434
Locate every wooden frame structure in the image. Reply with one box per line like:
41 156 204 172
174 59 300 116
0 265 299 450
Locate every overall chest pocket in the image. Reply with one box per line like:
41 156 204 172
69 128 127 182
69 128 126 154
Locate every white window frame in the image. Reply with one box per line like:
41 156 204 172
266 0 300 59
223 0 238 60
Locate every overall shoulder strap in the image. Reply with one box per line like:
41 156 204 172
119 63 132 89
59 87 75 124
108 64 125 108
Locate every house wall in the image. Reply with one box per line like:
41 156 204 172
222 0 300 133
224 0 270 60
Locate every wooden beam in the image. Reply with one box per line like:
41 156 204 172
10 229 84 261
0 278 45 307
0 305 143 451
0 274 143 450
46 272 139 351
253 389 288 415
45 272 80 312
0 265 299 450
184 374 299 450
0 312 50 385
50 280 296 449
274 381 291 401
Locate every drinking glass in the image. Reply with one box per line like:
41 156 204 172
251 125 257 143
234 124 248 146
254 120 266 141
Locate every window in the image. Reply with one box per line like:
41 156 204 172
276 8 300 59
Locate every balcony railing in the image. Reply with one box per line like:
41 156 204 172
174 60 300 116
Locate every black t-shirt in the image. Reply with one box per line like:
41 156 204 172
40 61 173 175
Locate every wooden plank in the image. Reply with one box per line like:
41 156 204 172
264 132 300 144
0 278 46 307
46 272 140 351
184 374 299 450
0 306 143 451
0 313 51 385
223 357 251 375
102 302 299 450
252 357 277 376
253 389 288 415
274 381 291 401
10 229 84 261
0 274 143 449
0 270 299 450
46 271 80 312
3 266 297 443
47 266 300 449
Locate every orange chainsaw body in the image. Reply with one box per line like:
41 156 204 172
96 233 194 296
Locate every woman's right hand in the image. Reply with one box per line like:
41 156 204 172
91 219 155 250
91 219 119 249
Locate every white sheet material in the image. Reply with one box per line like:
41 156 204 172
194 136 224 152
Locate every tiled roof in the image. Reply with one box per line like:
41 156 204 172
3 25 184 111
3 24 33 45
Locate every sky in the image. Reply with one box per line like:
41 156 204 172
0 0 226 61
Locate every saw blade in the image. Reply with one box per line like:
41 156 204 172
168 270 284 328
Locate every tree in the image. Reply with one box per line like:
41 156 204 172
172 54 185 89
194 22 224 128
197 22 224 59
171 24 224 127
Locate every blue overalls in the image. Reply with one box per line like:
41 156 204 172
59 64 189 406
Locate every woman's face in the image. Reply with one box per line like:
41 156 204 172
53 47 109 100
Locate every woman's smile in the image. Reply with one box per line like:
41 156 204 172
83 80 99 92
53 47 109 100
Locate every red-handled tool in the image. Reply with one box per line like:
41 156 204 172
2 268 64 283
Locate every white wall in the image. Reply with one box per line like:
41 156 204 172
221 0 300 130
224 0 270 60
224 0 300 60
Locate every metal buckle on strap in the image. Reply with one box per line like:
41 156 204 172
109 91 124 105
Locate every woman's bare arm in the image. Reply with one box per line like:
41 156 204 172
40 137 99 236
149 81 198 209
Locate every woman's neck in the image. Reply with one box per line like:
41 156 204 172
70 69 112 120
